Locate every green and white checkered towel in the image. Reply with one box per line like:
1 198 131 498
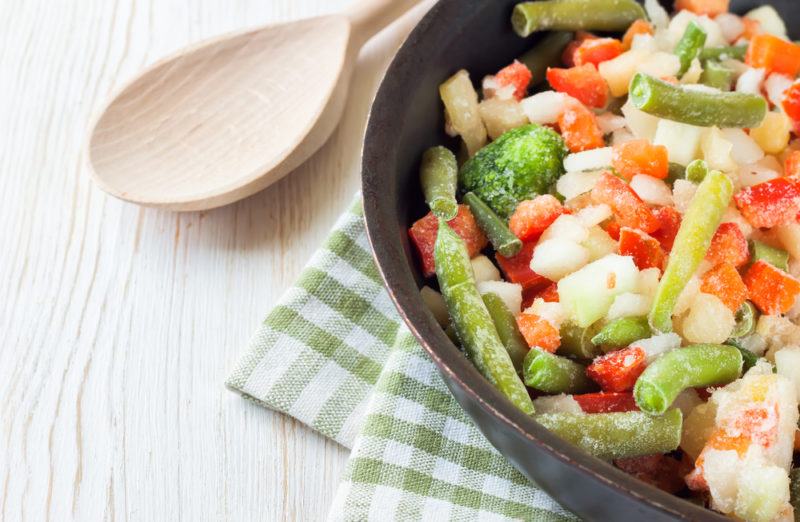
226 197 577 521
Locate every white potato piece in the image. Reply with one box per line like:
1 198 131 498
470 255 501 283
521 91 566 125
682 293 735 344
440 70 487 156
478 98 528 140
582 226 618 262
632 333 682 364
673 180 699 214
563 147 613 173
765 73 793 106
721 128 765 165
621 100 659 141
596 113 627 135
637 268 661 299
715 13 744 43
775 346 800 400
532 394 583 414
636 52 681 78
599 49 650 97
654 119 704 166
644 0 669 29
539 214 588 244
745 6 787 38
606 292 651 321
575 205 612 228
526 298 568 329
477 281 523 314
750 111 792 156
556 171 602 201
701 127 737 172
630 175 673 206
530 239 590 282
775 222 800 261
736 67 766 95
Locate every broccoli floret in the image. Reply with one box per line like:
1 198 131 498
459 124 568 219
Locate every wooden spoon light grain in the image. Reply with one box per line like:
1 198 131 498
88 0 420 211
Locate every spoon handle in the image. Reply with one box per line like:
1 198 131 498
345 0 422 47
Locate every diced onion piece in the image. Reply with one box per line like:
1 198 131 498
606 292 651 321
714 13 745 44
471 255 501 283
556 171 602 201
521 91 567 125
526 298 568 329
775 347 800 400
582 226 618 262
420 286 449 327
621 100 659 141
599 49 650 98
654 119 704 166
479 98 528 140
576 204 612 228
750 111 792 156
738 159 780 188
721 128 764 165
644 0 669 29
701 127 737 173
440 70 487 156
775 222 800 261
630 175 673 206
636 52 681 79
680 58 703 85
681 292 735 344
539 214 589 244
563 147 613 172
476 281 523 314
632 333 682 364
735 67 765 95
672 179 698 214
745 6 788 38
673 275 701 316
764 73 793 107
530 239 590 282
532 394 584 414
596 113 627 135
637 267 661 299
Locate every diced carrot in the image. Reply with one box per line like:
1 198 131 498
744 260 800 315
651 206 682 252
586 346 647 392
734 177 800 228
741 17 762 41
591 172 660 233
701 262 748 312
547 64 609 109
558 99 606 153
781 82 800 122
495 60 533 101
745 34 800 77
784 149 800 179
573 392 639 413
516 313 561 352
614 454 688 494
619 227 666 271
706 222 749 268
622 19 654 51
496 242 549 291
509 195 566 242
574 38 624 67
409 205 488 278
562 31 598 67
611 140 669 181
674 0 729 17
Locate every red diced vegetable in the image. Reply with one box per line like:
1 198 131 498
497 242 549 291
744 260 800 315
619 227 666 271
516 313 561 352
651 206 682 252
603 218 621 241
562 31 597 67
614 454 688 494
495 60 533 101
537 283 560 303
586 346 647 392
674 0 729 16
622 20 654 51
409 205 489 278
700 262 748 312
745 34 800 77
734 177 800 228
612 140 669 181
558 99 605 152
547 64 609 109
784 150 800 179
574 38 623 67
509 195 566 242
782 83 800 122
574 392 639 413
591 172 660 233
705 222 749 268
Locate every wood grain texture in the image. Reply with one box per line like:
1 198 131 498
0 0 416 519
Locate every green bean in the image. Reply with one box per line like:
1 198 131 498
523 348 593 394
649 170 733 333
700 61 734 92
789 468 800 516
591 316 652 352
730 301 758 339
675 21 707 77
464 192 522 258
512 0 646 37
750 240 789 272
559 321 603 360
535 409 683 460
666 163 686 186
483 292 529 372
634 344 743 415
629 73 768 128
420 146 458 220
435 220 535 414
699 44 748 62
685 159 708 184
519 31 574 86
724 339 760 372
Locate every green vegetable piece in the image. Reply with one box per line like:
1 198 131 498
559 321 603 360
790 468 800 516
730 301 758 339
629 73 768 129
421 146 459 220
699 44 748 62
512 0 646 37
666 162 686 185
435 221 535 415
634 344 743 415
649 170 733 333
750 240 790 272
535 409 683 460
519 31 574 86
685 159 708 184
724 339 760 372
482 292 529 372
591 316 652 351
700 60 734 92
459 124 568 218
523 348 594 394
675 21 707 77
464 192 522 258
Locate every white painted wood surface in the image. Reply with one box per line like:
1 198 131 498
0 1 416 519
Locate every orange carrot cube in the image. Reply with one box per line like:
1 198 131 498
744 260 800 315
782 83 800 122
591 172 660 234
558 99 605 153
547 64 609 109
516 313 561 352
586 346 647 392
784 150 800 179
509 195 566 242
612 140 669 181
574 38 623 67
701 262 748 312
706 222 749 268
745 34 800 77
562 31 598 67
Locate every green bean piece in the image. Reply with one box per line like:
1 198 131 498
512 0 646 37
591 316 652 352
700 61 734 92
420 146 459 220
730 301 758 339
535 409 683 460
559 321 603 360
649 170 733 333
634 344 743 415
483 292 529 372
629 73 768 128
666 163 686 186
519 31 574 86
685 159 708 184
523 348 593 394
699 44 748 62
464 192 522 258
750 240 789 272
675 22 707 77
724 339 760 372
789 468 800 516
435 221 535 415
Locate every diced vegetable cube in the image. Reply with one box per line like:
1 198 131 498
750 111 791 156
619 227 666 271
674 0 729 17
621 100 659 141
530 238 590 282
734 465 791 522
721 128 764 166
734 177 800 229
558 99 605 153
477 281 524 314
622 20 654 50
582 225 619 261
706 222 749 268
745 5 787 38
591 172 659 233
653 119 704 166
516 312 561 352
521 91 567 125
509 195 566 242
636 52 681 79
478 98 528 141
681 292 735 344
700 262 748 312
556 171 603 201
409 205 488 277
681 401 718 460
599 49 650 97
470 255 501 283
775 222 800 261
701 127 737 173
496 242 548 291
562 31 598 68
547 64 609 109
539 214 589 244
607 292 652 320
564 147 613 173
775 347 800 399
784 149 800 179
611 140 669 181
532 394 583 414
744 260 800 315
440 70 487 156
587 346 647 392
574 38 624 67
781 82 800 122
630 175 673 207
715 13 744 43
745 34 800 77
494 60 533 101
576 204 612 228
651 206 682 252
574 392 639 413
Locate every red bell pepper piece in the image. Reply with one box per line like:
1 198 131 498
573 392 638 413
547 64 609 109
619 227 666 271
746 34 800 77
496 242 549 291
562 31 598 67
784 149 800 179
495 60 533 101
650 206 682 253
516 313 561 352
612 140 669 181
409 205 488 278
744 260 800 315
558 98 605 153
574 38 623 67
734 177 800 229
701 262 749 312
591 172 659 234
705 222 749 268
586 346 647 393
509 195 566 242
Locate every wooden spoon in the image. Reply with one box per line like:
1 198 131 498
87 0 421 211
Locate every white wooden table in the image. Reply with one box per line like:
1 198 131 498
0 1 417 519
